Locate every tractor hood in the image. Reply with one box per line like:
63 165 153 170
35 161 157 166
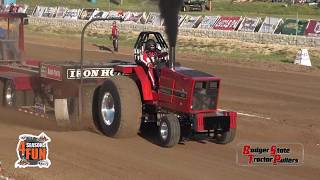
173 66 215 79
159 67 221 113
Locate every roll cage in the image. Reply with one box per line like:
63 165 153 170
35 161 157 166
134 31 169 63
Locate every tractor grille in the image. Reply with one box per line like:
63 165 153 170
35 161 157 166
192 81 218 111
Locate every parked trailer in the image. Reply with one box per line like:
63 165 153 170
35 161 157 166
0 13 236 147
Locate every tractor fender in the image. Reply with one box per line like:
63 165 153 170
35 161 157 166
0 72 33 90
133 66 154 101
114 65 154 101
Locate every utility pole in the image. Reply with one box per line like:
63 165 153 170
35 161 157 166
295 11 298 46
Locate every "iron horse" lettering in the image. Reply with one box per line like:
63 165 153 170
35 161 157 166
67 68 121 79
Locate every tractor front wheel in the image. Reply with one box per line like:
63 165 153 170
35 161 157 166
214 129 236 144
158 113 181 147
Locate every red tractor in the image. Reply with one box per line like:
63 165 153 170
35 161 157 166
0 13 236 147
91 31 237 147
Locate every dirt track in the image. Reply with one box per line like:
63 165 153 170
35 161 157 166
0 36 320 180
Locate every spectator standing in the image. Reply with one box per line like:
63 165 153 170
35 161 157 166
111 21 119 52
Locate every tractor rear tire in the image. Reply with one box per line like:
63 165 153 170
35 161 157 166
25 90 35 106
158 113 181 148
81 84 101 132
214 129 236 144
96 76 142 138
68 97 80 129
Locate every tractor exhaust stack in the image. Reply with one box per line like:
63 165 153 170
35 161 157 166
169 46 176 70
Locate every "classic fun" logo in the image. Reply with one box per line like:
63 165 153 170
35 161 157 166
15 132 51 168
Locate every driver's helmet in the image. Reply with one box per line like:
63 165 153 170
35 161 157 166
145 39 156 52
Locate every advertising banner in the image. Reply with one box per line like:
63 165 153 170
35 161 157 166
212 16 242 31
55 7 68 18
279 19 308 35
33 6 47 17
146 12 163 26
198 16 220 29
63 9 81 20
25 6 35 15
123 12 146 24
180 15 203 28
304 20 320 37
89 10 109 20
78 8 96 20
178 15 186 26
258 17 283 34
42 7 58 18
107 10 125 20
238 17 261 32
17 4 29 13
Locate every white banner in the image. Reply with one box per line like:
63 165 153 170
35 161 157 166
79 8 96 20
180 15 203 28
55 7 68 18
258 17 283 34
146 12 163 26
238 17 261 32
123 12 146 24
107 10 125 20
33 6 47 17
89 10 109 20
63 9 81 20
198 16 220 29
17 4 29 13
42 7 58 18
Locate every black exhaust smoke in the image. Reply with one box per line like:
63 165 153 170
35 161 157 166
159 0 183 69
159 0 183 47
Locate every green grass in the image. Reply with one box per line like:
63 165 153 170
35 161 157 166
18 0 320 19
176 37 320 68
209 1 320 19
25 25 320 68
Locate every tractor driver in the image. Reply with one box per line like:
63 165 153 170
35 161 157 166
140 39 164 90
